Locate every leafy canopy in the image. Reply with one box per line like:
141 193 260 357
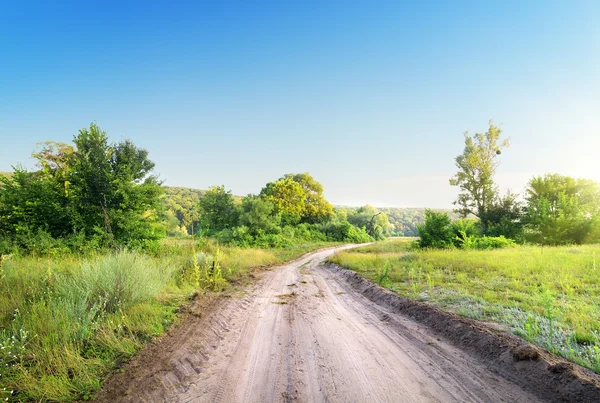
524 174 600 245
449 121 509 232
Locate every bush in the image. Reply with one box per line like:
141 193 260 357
417 210 454 248
473 235 516 249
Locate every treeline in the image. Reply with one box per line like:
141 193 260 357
419 121 600 249
0 124 393 254
192 175 392 247
379 207 458 236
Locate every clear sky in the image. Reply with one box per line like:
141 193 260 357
1 1 598 208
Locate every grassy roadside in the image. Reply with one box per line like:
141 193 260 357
329 238 600 373
0 240 337 402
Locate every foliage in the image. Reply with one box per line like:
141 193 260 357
472 235 516 249
194 174 380 247
197 185 239 233
378 207 459 236
417 210 454 248
0 124 164 252
449 121 509 232
482 191 524 241
347 205 392 240
523 174 600 245
330 239 600 373
162 186 205 235
260 173 333 224
238 195 281 236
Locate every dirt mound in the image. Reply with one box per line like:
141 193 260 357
324 262 600 403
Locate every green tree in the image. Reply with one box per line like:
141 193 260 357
260 173 333 224
0 167 71 239
198 185 239 233
347 205 391 240
482 191 524 241
0 123 164 250
238 195 281 236
68 124 163 245
523 174 600 244
449 121 509 233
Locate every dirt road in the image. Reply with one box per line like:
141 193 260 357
96 245 549 402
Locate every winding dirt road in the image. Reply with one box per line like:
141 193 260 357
96 245 545 402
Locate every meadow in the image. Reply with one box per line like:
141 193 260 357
0 240 337 402
329 238 600 373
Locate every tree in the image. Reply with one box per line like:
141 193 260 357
449 121 509 233
481 191 524 241
0 123 164 250
0 167 71 239
260 173 333 224
523 174 600 244
238 195 281 236
198 185 239 233
68 124 163 245
289 173 333 223
347 205 391 240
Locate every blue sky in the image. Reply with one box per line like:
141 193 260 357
1 1 598 208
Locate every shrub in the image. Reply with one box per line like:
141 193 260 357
473 235 516 249
417 210 454 248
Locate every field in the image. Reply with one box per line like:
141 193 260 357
0 240 337 402
329 238 600 373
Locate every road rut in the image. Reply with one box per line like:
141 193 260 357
95 245 544 402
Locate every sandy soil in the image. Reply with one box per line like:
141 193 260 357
95 245 599 402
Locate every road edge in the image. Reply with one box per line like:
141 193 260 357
323 262 600 403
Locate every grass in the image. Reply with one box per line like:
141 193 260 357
0 239 335 402
329 238 600 373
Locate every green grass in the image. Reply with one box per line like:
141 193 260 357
329 238 600 373
0 240 335 402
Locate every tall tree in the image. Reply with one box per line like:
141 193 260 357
449 121 509 233
68 124 163 245
0 123 164 250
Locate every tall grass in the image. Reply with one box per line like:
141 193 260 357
329 238 600 373
0 240 336 401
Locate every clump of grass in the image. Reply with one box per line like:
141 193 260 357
56 251 175 314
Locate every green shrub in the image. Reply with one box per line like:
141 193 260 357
473 235 516 249
417 210 454 248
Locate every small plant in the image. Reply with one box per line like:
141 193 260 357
192 251 201 288
541 286 556 350
376 261 391 286
426 273 434 293
202 248 228 291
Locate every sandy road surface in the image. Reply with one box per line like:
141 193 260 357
96 245 543 402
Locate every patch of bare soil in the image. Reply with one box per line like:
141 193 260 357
93 245 599 402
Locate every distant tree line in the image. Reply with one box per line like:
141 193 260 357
419 121 600 249
194 174 392 247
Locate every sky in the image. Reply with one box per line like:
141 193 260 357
1 0 599 208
